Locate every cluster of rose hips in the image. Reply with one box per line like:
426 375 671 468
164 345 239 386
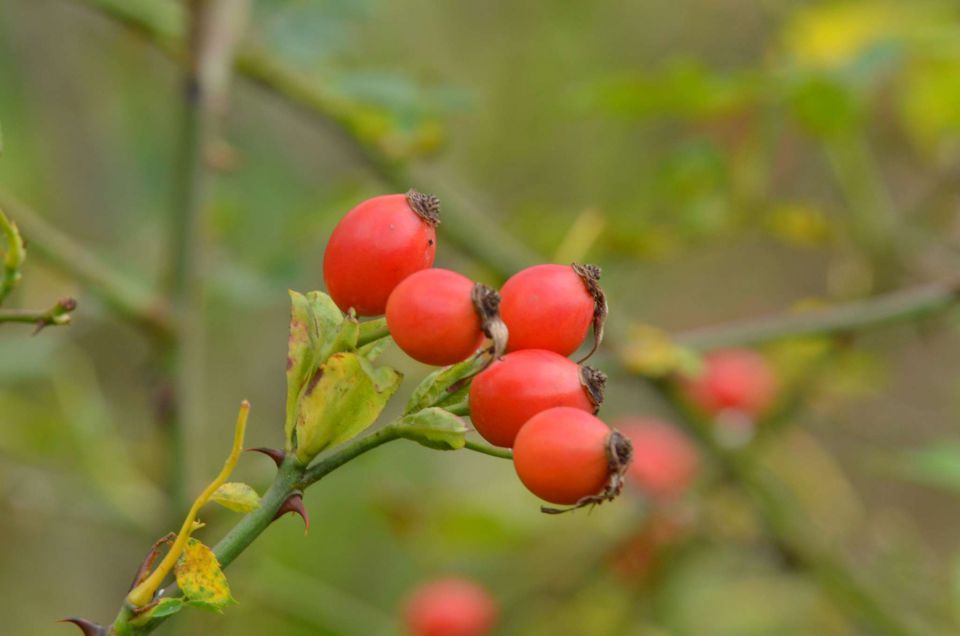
323 190 629 510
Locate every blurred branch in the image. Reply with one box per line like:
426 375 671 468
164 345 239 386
70 0 539 279
0 190 172 337
163 0 249 511
0 297 76 331
673 281 960 351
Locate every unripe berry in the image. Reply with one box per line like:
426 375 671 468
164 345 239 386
499 263 606 360
680 349 776 418
512 407 632 509
616 417 699 500
323 191 439 316
469 350 605 448
403 577 497 636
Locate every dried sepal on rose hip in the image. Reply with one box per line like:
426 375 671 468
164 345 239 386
468 349 607 448
385 269 507 366
512 407 632 513
323 190 439 316
499 262 607 361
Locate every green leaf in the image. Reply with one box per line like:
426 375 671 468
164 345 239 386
891 442 960 493
175 538 235 611
211 482 261 513
295 352 402 463
284 290 345 450
149 597 185 619
405 354 488 415
396 407 468 451
358 335 391 362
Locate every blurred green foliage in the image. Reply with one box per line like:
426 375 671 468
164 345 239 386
3 0 960 635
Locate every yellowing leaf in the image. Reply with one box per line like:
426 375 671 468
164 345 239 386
295 352 402 463
211 482 261 513
621 324 701 377
783 3 907 69
174 538 235 611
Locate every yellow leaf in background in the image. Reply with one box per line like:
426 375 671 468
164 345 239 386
211 482 261 513
767 203 833 249
783 3 906 68
175 538 235 611
621 323 701 378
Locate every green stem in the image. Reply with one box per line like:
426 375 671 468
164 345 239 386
0 297 76 330
464 439 513 460
299 424 401 488
357 317 389 347
672 281 960 352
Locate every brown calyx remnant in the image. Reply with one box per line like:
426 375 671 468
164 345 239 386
579 365 608 413
572 262 607 363
472 283 509 362
540 429 633 515
405 189 441 226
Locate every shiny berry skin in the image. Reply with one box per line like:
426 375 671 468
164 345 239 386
499 264 597 357
469 350 600 448
681 349 777 418
386 269 485 366
617 417 698 499
323 192 438 316
513 407 616 505
403 577 498 636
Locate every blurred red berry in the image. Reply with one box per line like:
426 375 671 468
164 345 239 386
513 407 629 506
616 417 699 499
404 577 497 636
469 350 604 448
386 269 486 366
323 191 438 316
499 263 604 358
680 349 776 418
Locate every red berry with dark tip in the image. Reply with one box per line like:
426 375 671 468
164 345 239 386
513 407 629 506
323 191 438 316
404 577 497 636
680 349 777 418
617 417 699 500
499 263 604 358
386 269 486 366
469 350 603 448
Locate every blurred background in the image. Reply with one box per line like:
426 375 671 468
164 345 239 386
3 0 960 634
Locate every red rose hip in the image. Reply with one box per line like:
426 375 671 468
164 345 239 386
386 269 489 366
499 263 606 360
680 348 777 418
323 190 439 316
403 577 498 636
468 349 605 448
513 407 632 508
617 417 699 500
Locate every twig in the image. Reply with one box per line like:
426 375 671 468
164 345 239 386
0 297 76 331
464 439 513 460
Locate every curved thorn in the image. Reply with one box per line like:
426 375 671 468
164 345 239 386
272 492 309 534
58 618 105 636
245 447 285 468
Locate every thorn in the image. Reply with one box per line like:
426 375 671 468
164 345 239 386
272 492 309 534
58 618 105 636
246 447 285 467
128 533 176 592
